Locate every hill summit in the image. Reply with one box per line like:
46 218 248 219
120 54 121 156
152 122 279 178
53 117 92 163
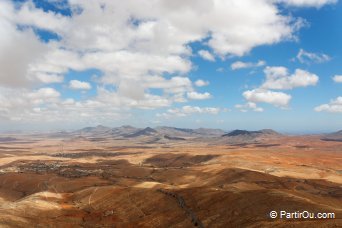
222 129 280 137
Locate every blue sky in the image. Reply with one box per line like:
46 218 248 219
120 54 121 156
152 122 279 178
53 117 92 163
0 0 341 133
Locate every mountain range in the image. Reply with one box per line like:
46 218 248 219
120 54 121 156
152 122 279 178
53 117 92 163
70 125 226 139
321 130 342 142
43 125 341 145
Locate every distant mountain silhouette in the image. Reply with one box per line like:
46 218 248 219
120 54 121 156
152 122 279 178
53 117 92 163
125 127 157 138
72 125 140 138
192 128 226 136
223 130 259 137
322 130 342 142
163 135 186 141
65 126 283 143
111 125 139 136
156 126 225 137
47 131 71 138
75 125 111 134
334 130 342 135
0 137 17 142
221 129 281 144
222 129 280 137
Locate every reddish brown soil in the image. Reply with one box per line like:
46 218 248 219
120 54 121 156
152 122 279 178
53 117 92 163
0 135 341 227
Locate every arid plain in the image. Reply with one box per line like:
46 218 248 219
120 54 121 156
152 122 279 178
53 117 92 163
0 126 341 227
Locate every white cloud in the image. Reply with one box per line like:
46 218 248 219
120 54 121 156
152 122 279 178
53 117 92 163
96 87 171 109
158 105 220 118
0 87 61 121
182 106 220 114
143 76 192 94
240 66 319 110
296 49 331 64
14 1 69 32
1 0 304 86
0 86 143 124
187 91 212 100
231 60 265 70
333 75 342 83
0 1 48 87
34 73 64 84
235 102 264 112
315 97 342 113
262 67 319 90
243 89 291 107
0 0 332 127
69 80 92 90
28 87 60 104
277 0 337 8
198 50 215 61
195 79 209 87
60 0 304 57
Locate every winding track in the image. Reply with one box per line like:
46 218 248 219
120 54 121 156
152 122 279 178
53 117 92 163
157 189 204 228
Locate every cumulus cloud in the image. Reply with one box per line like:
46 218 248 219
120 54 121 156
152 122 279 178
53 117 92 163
198 50 215 61
0 0 332 126
295 49 331 64
179 106 219 115
158 105 220 118
0 1 48 87
34 73 64 84
96 87 171 109
277 0 337 8
69 80 92 90
60 0 303 57
262 66 319 90
243 89 291 107
14 1 69 32
239 66 318 109
235 102 264 112
315 97 342 113
0 86 162 123
195 79 209 87
28 87 60 104
0 87 61 121
333 75 342 83
2 0 305 75
231 60 265 70
143 76 192 94
187 91 212 100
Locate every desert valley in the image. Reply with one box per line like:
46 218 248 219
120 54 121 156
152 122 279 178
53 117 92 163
1 0 342 227
0 126 341 227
